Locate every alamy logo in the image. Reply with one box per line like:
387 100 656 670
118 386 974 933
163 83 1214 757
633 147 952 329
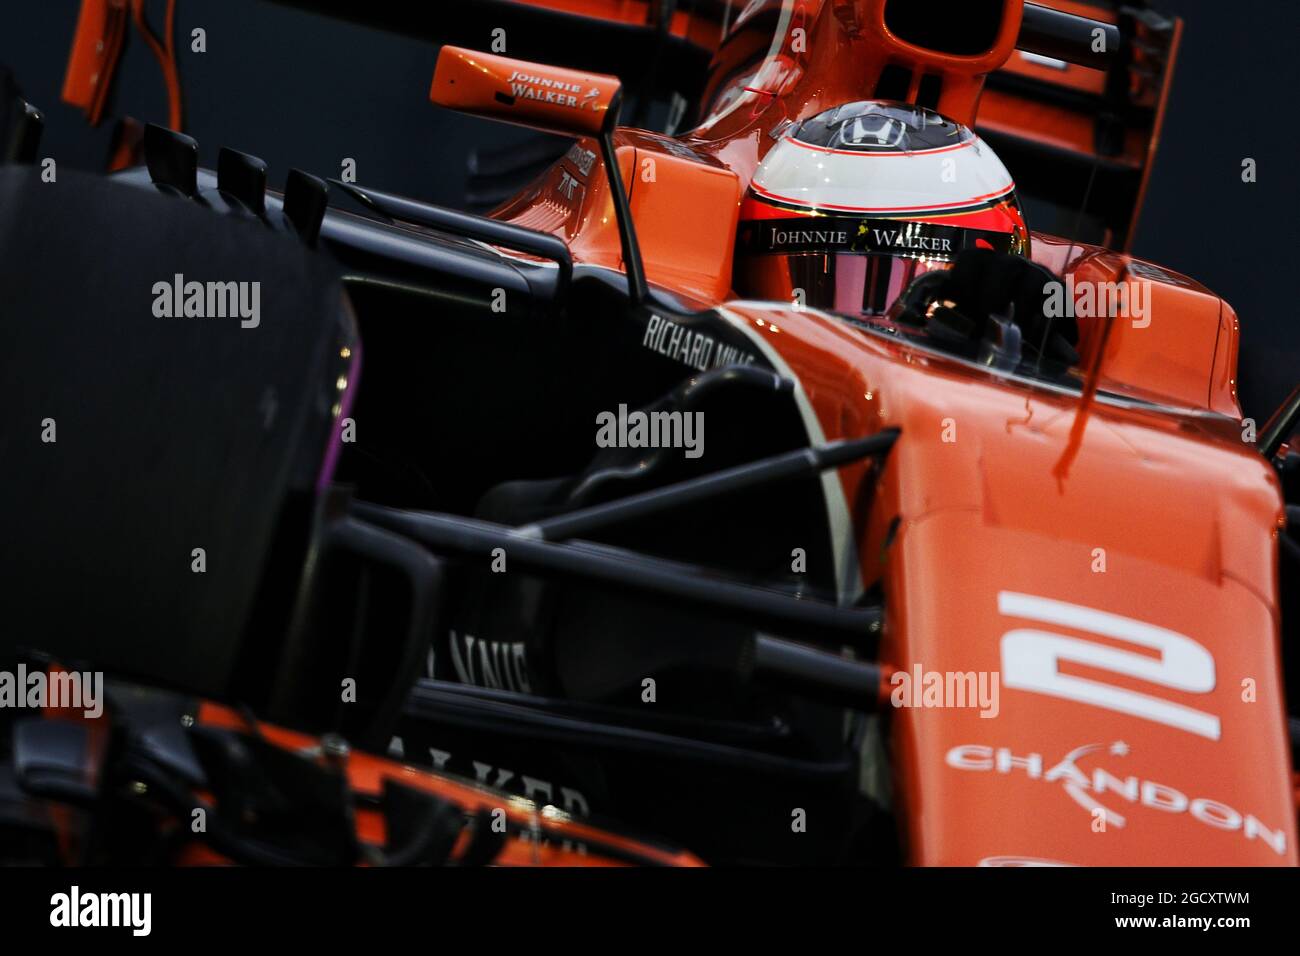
0 666 102 718
1042 276 1151 327
595 404 704 459
152 273 261 328
50 886 151 936
889 664 1000 718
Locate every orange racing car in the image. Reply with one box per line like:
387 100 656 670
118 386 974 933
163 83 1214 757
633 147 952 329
1 0 1297 867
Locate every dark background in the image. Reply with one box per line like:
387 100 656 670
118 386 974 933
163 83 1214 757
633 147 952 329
4 0 1296 420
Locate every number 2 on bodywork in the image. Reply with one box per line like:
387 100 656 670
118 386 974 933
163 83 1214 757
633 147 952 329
999 592 1220 740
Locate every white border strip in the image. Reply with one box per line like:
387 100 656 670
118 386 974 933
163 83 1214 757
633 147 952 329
714 304 865 605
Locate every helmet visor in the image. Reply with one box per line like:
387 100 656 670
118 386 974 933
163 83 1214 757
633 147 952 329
737 213 1023 318
785 251 950 317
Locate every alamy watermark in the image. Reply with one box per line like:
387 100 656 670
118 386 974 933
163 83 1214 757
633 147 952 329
595 404 704 459
0 665 103 718
1043 277 1151 328
889 664 1000 718
152 273 261 328
50 886 150 936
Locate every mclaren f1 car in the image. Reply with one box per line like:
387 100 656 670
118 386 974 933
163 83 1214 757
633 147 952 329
1 0 1297 867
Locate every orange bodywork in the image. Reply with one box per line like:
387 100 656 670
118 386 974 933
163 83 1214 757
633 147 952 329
37 685 703 865
494 129 743 302
62 0 128 126
430 46 622 138
62 0 183 131
715 301 1294 864
424 0 1294 865
188 702 704 867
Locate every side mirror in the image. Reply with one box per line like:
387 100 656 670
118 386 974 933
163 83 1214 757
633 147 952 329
428 46 646 303
429 46 621 138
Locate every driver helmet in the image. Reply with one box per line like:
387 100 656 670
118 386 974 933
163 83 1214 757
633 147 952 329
735 100 1029 317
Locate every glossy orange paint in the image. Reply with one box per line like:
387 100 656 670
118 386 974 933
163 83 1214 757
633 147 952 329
481 0 1179 261
1209 301 1242 418
978 0 1182 249
62 0 184 131
62 0 127 125
977 90 1148 169
713 301 1294 865
430 2 1294 865
430 46 621 138
1029 234 1237 413
460 0 1176 304
493 128 744 302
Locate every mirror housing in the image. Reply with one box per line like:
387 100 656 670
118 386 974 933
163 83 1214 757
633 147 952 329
429 46 622 138
428 45 645 303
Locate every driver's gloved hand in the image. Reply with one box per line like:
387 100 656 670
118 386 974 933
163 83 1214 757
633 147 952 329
894 249 1080 366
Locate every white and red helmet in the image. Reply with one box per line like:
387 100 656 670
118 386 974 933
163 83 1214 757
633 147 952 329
735 100 1029 316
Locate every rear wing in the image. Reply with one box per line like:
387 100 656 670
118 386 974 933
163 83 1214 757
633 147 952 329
698 0 1179 251
981 1 1183 250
